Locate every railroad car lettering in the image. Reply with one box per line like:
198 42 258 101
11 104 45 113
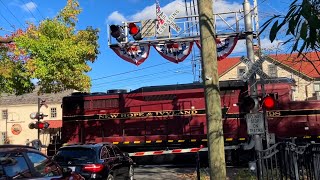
267 111 281 117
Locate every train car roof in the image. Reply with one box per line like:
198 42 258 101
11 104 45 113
129 77 295 93
67 78 295 97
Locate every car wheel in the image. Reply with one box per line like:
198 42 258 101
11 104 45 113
107 174 114 180
128 165 134 180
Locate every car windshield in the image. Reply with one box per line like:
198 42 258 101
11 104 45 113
53 147 96 164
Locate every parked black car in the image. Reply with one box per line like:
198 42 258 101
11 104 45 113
52 143 134 180
0 144 84 179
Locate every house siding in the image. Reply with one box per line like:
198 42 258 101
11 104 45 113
220 61 314 101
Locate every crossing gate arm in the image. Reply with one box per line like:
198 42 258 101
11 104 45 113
128 147 208 157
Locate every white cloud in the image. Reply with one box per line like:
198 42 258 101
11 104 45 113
21 2 37 12
230 38 284 57
259 38 284 53
107 0 242 23
107 11 127 24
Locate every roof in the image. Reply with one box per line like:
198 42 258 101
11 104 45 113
0 88 74 105
0 145 38 152
218 52 320 80
218 56 241 77
267 52 320 80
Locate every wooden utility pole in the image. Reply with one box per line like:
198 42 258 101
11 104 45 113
197 0 226 179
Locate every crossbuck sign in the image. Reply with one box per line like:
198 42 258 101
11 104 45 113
240 56 270 82
156 0 181 35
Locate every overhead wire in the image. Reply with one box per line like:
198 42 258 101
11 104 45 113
0 11 16 30
19 0 40 24
0 0 25 29
92 61 172 81
30 0 45 19
92 65 191 87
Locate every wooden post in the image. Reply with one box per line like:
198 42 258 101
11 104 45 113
197 0 226 179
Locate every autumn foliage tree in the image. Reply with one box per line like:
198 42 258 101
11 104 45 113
0 0 99 95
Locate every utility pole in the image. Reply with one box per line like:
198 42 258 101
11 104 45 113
197 0 226 179
244 0 263 178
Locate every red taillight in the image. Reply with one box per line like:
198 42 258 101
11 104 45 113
82 164 104 173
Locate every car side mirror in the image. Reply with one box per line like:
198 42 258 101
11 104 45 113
62 167 72 177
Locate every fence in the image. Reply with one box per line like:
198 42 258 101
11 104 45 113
257 142 320 180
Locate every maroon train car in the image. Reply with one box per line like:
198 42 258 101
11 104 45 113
55 77 320 155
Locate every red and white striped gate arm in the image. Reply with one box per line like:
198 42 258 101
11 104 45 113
128 147 208 157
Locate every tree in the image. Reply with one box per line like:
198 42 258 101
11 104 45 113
261 0 320 54
0 0 99 95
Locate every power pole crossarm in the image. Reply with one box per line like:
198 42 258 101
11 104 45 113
197 0 226 179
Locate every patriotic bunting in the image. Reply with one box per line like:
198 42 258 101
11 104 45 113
111 35 238 65
111 44 150 66
195 35 239 61
153 42 193 63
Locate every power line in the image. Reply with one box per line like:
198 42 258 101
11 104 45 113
92 65 191 87
92 70 193 91
19 0 40 24
0 0 26 29
0 11 15 29
30 0 45 19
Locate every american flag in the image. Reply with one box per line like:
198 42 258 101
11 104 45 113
156 0 164 27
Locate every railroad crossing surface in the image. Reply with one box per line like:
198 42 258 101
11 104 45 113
133 165 251 180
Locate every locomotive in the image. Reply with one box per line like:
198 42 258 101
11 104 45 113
50 77 320 164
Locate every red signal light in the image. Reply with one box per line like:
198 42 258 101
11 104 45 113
128 23 142 41
35 122 50 129
262 96 276 110
129 23 139 34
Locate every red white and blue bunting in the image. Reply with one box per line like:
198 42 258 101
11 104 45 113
110 44 151 66
111 34 238 66
153 42 193 63
195 35 239 61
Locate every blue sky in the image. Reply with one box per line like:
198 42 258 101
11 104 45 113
0 0 293 92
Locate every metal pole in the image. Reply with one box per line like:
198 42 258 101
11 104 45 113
37 97 40 140
243 0 263 179
196 152 200 180
5 109 7 144
253 0 270 149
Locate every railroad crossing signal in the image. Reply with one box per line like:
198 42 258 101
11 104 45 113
155 0 181 35
28 121 50 129
240 56 270 82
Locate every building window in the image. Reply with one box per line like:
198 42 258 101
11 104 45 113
2 110 7 120
314 83 320 92
268 64 278 78
237 66 246 78
50 108 57 118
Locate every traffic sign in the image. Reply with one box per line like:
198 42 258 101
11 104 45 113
240 56 270 82
246 112 265 135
